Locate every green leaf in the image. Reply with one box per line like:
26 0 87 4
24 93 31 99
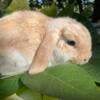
43 95 60 100
7 0 29 13
40 4 57 17
21 64 100 100
5 94 23 100
0 75 20 99
17 87 42 100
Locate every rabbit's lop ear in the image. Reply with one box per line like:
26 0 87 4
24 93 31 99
29 29 61 74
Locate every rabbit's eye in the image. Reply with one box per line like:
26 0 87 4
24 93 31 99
66 40 76 46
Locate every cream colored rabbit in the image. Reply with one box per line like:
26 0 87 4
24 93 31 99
0 10 92 77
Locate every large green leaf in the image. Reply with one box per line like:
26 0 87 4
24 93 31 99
21 64 100 100
0 75 20 99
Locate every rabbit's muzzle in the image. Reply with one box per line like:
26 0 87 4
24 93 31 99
71 51 92 65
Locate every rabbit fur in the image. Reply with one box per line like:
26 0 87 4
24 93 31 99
0 10 92 77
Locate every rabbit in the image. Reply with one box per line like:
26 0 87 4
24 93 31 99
0 10 92 77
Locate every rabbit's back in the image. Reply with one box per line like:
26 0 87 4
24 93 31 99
0 11 49 63
0 11 50 76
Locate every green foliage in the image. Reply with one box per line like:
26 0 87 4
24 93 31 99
40 4 57 17
7 0 29 13
0 75 20 99
58 4 75 16
17 87 42 100
82 6 93 18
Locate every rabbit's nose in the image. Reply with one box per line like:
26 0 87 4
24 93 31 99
78 58 89 65
83 58 87 62
77 52 92 65
71 58 90 65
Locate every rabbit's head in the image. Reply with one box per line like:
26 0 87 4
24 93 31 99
29 17 92 74
50 17 92 66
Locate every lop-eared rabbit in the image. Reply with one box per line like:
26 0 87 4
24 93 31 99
0 11 92 77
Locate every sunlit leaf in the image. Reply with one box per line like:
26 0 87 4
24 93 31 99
21 64 100 100
17 87 42 100
5 94 23 100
